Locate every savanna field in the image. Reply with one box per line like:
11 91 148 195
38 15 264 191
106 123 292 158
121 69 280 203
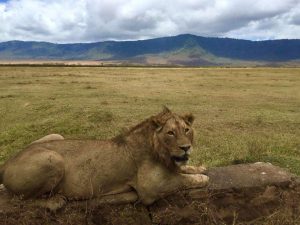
0 66 299 175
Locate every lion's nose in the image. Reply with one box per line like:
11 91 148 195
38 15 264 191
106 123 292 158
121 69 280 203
179 145 191 152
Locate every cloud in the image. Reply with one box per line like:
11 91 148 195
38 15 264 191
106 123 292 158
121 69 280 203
0 0 86 42
0 0 299 43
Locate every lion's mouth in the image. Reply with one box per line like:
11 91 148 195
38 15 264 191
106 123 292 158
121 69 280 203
171 155 189 162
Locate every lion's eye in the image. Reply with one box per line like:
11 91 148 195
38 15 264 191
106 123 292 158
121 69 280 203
167 131 175 136
185 128 190 133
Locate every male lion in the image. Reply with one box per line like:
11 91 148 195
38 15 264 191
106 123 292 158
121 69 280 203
0 107 208 207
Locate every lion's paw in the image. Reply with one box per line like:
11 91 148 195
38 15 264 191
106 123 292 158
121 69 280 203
190 166 207 174
180 165 207 174
33 195 67 212
188 174 209 188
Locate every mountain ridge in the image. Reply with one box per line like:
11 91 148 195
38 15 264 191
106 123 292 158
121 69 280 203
0 34 300 66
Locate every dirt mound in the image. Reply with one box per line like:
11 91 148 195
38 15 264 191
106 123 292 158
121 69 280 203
0 163 299 225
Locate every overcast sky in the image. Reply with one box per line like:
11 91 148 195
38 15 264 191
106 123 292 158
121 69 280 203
0 0 300 43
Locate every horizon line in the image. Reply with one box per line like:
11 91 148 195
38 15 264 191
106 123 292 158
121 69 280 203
1 33 299 45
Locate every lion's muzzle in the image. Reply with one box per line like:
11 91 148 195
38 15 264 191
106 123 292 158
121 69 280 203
171 154 189 162
179 145 191 152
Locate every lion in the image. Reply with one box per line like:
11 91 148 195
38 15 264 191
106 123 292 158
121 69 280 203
0 107 208 208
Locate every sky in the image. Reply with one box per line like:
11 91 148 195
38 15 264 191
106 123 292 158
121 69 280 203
0 0 299 43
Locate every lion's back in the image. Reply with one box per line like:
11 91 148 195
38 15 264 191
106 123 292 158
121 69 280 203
27 139 108 156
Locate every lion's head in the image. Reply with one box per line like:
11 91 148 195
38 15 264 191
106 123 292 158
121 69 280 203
112 107 196 169
151 107 195 169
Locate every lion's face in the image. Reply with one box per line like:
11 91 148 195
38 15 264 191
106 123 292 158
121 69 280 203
153 112 195 167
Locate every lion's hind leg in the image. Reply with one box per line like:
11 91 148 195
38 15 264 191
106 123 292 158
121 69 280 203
3 148 65 199
85 191 139 207
31 194 67 211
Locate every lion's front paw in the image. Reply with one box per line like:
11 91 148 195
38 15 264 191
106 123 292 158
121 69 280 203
180 165 207 174
192 166 207 174
188 174 209 188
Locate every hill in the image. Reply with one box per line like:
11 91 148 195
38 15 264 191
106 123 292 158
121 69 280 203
0 34 299 66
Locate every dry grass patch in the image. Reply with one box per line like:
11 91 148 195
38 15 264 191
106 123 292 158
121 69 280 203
0 66 299 175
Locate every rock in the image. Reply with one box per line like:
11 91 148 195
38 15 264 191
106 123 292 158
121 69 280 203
187 162 292 200
150 163 298 224
207 162 292 190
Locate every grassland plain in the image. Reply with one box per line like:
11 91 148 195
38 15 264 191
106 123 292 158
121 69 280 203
0 66 299 176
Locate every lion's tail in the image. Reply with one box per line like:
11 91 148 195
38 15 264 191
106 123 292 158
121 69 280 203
0 164 4 184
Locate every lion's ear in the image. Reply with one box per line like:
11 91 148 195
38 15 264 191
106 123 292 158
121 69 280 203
162 105 171 114
183 113 195 125
152 118 163 132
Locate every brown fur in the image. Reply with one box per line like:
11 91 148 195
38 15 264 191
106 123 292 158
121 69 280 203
0 108 208 205
112 107 188 169
112 107 171 145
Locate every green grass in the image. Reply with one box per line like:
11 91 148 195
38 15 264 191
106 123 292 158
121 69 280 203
0 66 299 175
